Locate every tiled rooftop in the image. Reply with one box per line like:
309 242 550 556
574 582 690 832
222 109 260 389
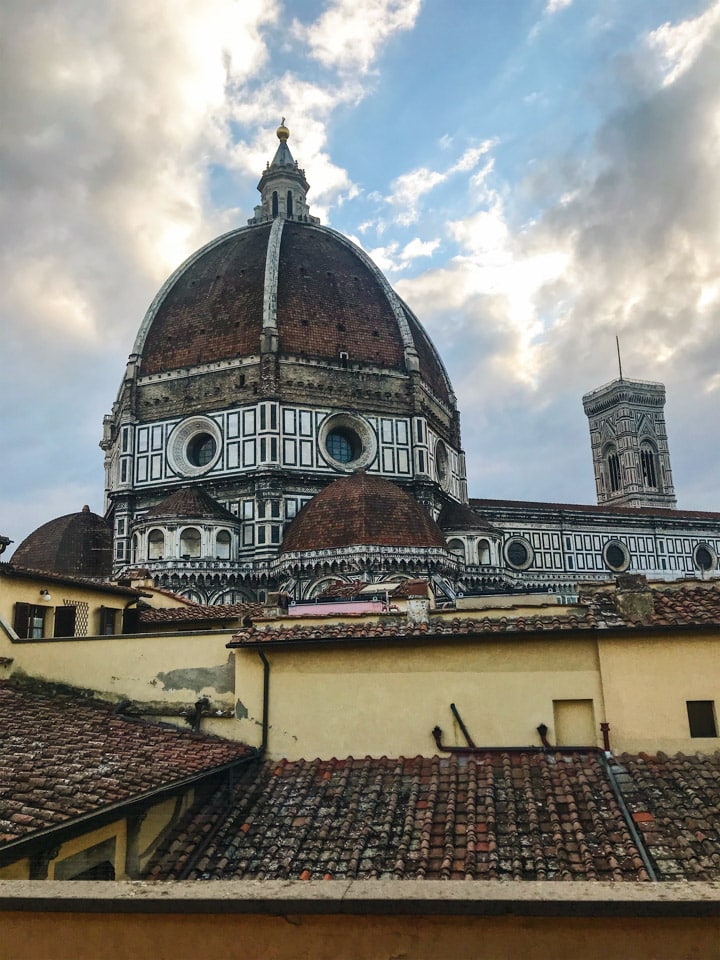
146 750 720 883
139 602 263 625
0 683 252 844
231 578 720 646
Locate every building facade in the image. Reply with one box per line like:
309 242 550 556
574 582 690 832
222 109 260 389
11 123 720 602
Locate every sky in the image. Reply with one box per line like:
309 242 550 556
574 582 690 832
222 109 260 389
3 0 720 555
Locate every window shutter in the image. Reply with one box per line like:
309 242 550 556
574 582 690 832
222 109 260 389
53 605 77 638
13 603 30 638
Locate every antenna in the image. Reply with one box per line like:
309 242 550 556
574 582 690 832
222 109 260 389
616 335 624 381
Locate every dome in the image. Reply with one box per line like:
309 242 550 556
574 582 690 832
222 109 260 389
12 506 112 578
143 487 237 522
280 472 447 554
134 220 453 406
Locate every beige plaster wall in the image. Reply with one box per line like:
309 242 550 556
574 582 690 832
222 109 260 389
0 577 129 641
234 638 606 759
6 630 238 718
598 633 720 754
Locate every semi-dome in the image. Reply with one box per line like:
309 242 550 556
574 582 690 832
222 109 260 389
281 472 447 554
11 506 112 578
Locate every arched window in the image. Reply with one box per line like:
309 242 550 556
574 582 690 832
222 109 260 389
287 190 293 217
216 530 231 559
272 191 278 217
447 538 465 562
478 539 491 565
640 442 658 489
180 527 201 559
605 445 621 493
148 529 164 560
131 535 139 564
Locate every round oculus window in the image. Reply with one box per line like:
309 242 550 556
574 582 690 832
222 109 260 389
505 537 533 570
326 427 361 464
187 432 217 467
694 544 716 571
603 540 630 572
167 416 222 477
319 413 377 472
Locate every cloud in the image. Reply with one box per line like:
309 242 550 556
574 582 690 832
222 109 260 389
386 140 496 224
648 0 720 86
366 236 441 273
293 0 422 74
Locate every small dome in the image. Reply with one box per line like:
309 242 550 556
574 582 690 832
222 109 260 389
438 500 502 535
142 487 237 522
12 506 112 578
281 473 447 554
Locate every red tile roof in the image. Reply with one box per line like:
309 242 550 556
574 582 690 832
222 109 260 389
0 683 252 845
281 473 447 554
140 602 263 625
143 486 237 522
9 507 112 579
230 578 720 646
145 752 660 882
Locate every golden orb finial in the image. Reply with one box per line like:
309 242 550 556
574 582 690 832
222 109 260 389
276 117 290 142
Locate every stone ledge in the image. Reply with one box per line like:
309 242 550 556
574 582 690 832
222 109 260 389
1 880 718 917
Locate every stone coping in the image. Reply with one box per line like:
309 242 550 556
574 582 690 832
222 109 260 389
0 880 718 917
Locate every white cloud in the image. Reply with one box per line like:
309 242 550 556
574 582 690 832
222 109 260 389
545 0 572 14
293 0 422 74
386 139 496 224
648 0 720 86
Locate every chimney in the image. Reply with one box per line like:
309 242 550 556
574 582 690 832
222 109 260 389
614 574 655 622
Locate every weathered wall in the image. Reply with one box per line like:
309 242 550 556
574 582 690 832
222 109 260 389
598 632 720 754
5 630 237 724
234 637 606 759
0 880 717 960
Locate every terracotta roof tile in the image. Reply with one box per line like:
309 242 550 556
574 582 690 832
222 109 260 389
140 602 263 625
145 752 656 882
0 683 252 844
143 487 237 522
281 473 447 554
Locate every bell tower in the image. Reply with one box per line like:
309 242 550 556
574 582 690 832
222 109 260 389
582 377 677 509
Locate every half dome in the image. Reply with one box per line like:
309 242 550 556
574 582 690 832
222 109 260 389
11 506 112 578
280 472 447 554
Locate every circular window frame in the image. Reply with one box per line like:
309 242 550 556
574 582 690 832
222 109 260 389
504 536 534 571
167 416 222 478
603 540 630 573
318 413 377 473
693 542 717 572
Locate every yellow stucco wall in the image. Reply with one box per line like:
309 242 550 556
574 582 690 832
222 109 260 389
7 631 237 714
234 637 607 759
0 899 717 960
598 632 720 754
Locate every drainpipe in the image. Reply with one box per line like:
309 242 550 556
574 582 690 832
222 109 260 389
258 650 270 754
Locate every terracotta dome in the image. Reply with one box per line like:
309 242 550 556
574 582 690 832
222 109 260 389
143 487 237 522
281 472 447 554
133 222 452 405
12 506 112 578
